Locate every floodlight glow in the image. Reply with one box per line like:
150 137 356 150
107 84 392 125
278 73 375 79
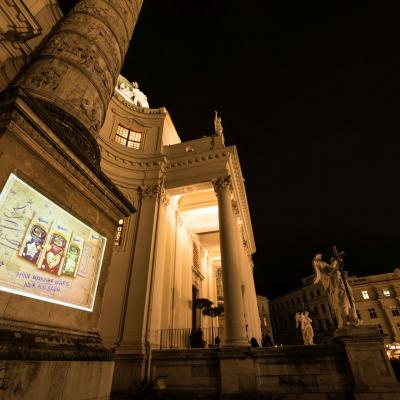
0 174 106 312
180 205 218 218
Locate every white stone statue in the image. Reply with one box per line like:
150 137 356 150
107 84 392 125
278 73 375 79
214 110 223 136
295 311 314 345
131 81 149 108
313 250 359 329
118 82 134 98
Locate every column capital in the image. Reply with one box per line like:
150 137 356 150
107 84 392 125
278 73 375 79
212 175 232 193
138 184 160 199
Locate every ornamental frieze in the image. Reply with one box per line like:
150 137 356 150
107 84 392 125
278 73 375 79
70 92 103 133
25 61 67 92
105 0 137 37
74 0 129 53
44 33 114 99
16 0 144 152
59 15 122 74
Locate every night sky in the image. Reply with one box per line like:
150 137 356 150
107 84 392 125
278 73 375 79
58 1 400 298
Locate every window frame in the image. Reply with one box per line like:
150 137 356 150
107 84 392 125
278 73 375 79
361 290 370 300
114 124 143 149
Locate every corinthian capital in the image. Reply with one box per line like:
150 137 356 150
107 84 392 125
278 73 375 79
212 175 232 193
138 184 160 199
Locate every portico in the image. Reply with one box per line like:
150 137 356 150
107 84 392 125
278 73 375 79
96 88 261 392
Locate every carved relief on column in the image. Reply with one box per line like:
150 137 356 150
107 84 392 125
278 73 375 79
216 267 224 299
15 0 143 165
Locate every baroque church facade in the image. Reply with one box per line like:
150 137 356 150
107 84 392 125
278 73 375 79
98 79 261 391
1 2 400 399
0 1 261 397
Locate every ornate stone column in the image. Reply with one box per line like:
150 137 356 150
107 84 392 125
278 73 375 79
14 0 143 165
213 176 248 346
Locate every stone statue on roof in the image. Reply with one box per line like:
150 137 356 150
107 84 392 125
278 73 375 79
214 110 223 136
117 79 149 108
130 81 149 108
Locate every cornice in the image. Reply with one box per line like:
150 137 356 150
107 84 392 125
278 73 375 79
113 92 166 115
99 143 166 171
227 146 256 254
166 148 230 170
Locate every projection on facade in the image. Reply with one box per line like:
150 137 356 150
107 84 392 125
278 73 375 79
0 174 106 311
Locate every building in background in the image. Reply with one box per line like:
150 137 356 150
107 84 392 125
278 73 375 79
256 294 274 343
270 268 400 345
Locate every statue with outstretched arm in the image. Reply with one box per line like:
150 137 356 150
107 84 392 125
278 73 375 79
312 248 359 329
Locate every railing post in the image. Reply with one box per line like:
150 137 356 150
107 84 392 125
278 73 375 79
159 330 163 350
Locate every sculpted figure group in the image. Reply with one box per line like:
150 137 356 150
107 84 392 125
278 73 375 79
118 81 149 108
312 249 359 329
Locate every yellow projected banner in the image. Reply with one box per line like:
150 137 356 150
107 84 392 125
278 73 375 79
0 174 106 311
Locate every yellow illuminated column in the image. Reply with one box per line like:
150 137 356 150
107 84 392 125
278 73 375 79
213 176 248 346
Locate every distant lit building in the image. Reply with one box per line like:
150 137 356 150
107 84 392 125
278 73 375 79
270 268 400 345
256 295 274 342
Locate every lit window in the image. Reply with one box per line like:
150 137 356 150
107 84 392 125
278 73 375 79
383 289 391 297
263 317 267 326
392 306 400 317
362 290 369 300
368 308 377 319
114 125 142 149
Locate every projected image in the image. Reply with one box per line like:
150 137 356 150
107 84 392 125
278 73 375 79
0 174 106 311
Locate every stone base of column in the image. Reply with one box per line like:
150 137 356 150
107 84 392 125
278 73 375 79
0 86 133 399
112 352 147 394
218 347 256 397
223 338 250 347
0 322 114 400
334 325 400 399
